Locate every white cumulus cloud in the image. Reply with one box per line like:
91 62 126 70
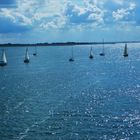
112 2 136 21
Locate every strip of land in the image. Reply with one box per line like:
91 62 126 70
0 41 140 47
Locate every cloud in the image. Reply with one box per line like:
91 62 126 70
0 0 140 42
0 9 32 25
0 0 105 32
65 1 104 29
112 2 136 21
113 9 130 21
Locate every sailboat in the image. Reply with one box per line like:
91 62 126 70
89 46 93 59
24 48 30 63
0 49 7 66
100 39 105 56
123 43 128 57
69 47 74 62
33 46 37 56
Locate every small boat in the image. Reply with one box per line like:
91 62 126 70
24 48 30 63
33 46 37 56
89 46 93 59
69 47 74 62
0 49 7 66
100 39 105 56
123 43 128 57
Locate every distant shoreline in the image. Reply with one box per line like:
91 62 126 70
0 41 140 47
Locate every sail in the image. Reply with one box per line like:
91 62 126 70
90 47 93 56
2 50 7 63
89 46 94 59
124 44 128 55
25 48 29 60
0 49 7 66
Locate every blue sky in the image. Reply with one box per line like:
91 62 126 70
0 0 140 43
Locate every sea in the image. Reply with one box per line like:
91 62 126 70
0 43 140 140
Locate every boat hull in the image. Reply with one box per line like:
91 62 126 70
33 53 37 56
24 59 30 63
89 55 93 59
100 53 105 56
0 62 7 66
69 58 74 62
124 54 128 57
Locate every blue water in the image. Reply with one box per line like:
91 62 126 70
0 44 140 140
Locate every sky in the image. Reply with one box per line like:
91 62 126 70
0 0 140 43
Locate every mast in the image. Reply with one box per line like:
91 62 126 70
35 46 37 54
33 46 37 56
90 47 92 55
72 47 74 59
102 39 104 54
100 39 105 56
69 47 74 62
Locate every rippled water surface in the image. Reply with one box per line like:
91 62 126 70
0 44 140 140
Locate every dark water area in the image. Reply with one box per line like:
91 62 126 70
0 44 140 140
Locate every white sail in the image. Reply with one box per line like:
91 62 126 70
25 48 29 60
90 47 93 56
0 50 7 65
2 50 7 63
24 48 30 63
89 46 93 59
